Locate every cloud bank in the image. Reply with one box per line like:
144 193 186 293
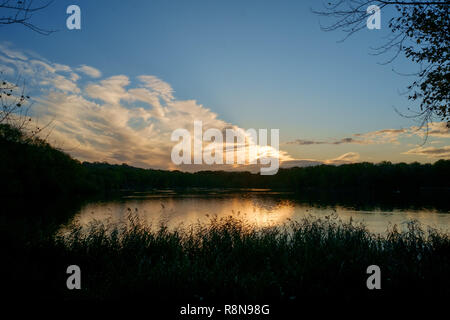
5 43 442 170
1 44 302 172
287 123 449 154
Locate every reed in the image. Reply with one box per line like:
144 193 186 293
22 213 446 303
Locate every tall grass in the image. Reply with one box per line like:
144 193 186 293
3 212 446 308
20 214 442 303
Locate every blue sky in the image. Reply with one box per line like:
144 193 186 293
1 0 449 168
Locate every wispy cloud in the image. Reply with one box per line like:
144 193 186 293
403 146 450 159
0 44 295 171
0 43 28 60
287 137 369 145
412 122 450 138
76 65 102 78
288 123 449 147
324 152 360 165
353 128 407 144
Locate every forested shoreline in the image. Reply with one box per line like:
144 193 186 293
1 123 449 199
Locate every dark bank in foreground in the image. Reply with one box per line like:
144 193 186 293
5 214 449 304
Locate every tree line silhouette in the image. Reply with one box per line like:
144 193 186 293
1 123 449 199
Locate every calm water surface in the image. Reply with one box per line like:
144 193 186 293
66 189 450 234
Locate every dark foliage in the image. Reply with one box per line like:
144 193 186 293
6 215 449 306
315 0 449 124
0 124 93 197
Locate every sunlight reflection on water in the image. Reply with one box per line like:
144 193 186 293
67 189 450 234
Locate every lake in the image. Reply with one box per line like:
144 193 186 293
67 189 450 234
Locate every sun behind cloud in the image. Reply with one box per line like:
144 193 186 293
4 43 444 170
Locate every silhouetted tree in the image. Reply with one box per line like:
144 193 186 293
1 75 30 126
314 1 449 127
0 0 53 34
0 73 50 140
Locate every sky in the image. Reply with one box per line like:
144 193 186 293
0 0 449 171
